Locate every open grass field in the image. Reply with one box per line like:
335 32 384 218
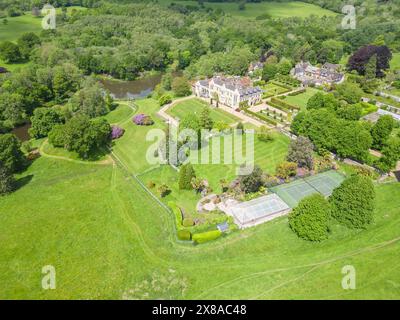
167 98 240 125
159 1 337 19
1 153 399 299
0 14 42 42
283 88 322 111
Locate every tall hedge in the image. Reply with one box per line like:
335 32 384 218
192 230 222 244
329 175 375 229
289 194 331 241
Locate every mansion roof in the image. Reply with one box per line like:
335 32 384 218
197 76 262 97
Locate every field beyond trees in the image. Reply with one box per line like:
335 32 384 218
159 1 338 19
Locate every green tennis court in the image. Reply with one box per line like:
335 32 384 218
270 170 345 208
304 170 345 197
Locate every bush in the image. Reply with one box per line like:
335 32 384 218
159 94 172 106
270 97 299 111
289 194 331 241
177 229 191 241
158 183 170 198
276 161 297 180
133 114 154 126
329 175 375 229
147 180 156 188
183 218 194 227
111 125 125 140
192 230 222 244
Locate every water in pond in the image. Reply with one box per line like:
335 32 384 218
11 123 31 142
100 74 163 100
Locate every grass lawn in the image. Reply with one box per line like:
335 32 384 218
0 59 31 72
0 14 42 42
390 52 400 72
111 98 167 174
283 88 322 111
102 102 135 125
1 154 399 299
188 131 290 192
262 83 289 97
159 1 337 19
167 98 240 125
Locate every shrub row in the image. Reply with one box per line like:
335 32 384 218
192 230 222 244
271 97 299 111
268 100 291 113
270 80 293 91
244 109 278 126
288 88 306 96
274 75 301 87
168 201 184 230
262 92 275 99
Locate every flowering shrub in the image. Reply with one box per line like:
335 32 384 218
133 114 154 126
111 125 125 140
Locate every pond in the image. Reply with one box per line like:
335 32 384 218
11 123 31 142
100 74 163 100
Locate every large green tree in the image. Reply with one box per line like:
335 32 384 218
179 163 196 190
17 32 41 60
370 115 395 150
199 106 214 130
69 80 108 118
0 41 22 63
29 108 64 139
289 194 331 241
0 133 25 173
329 175 375 229
377 137 400 173
172 77 191 97
287 136 314 170
238 165 264 194
49 115 111 159
0 161 15 195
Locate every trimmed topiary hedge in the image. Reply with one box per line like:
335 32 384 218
270 97 299 111
183 218 194 227
168 201 183 230
244 109 278 126
177 229 191 241
192 230 222 244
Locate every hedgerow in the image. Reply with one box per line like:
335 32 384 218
192 230 222 244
